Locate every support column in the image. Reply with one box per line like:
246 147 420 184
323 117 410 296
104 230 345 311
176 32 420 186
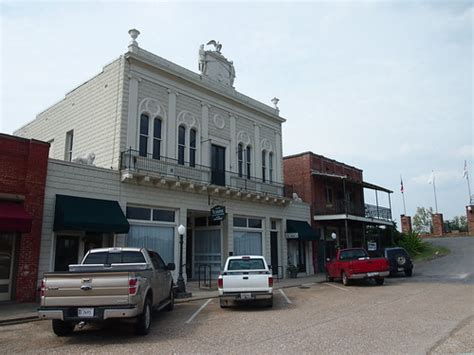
281 217 288 279
229 114 236 171
225 210 234 257
167 90 177 159
201 103 210 167
263 216 271 264
126 76 139 150
466 205 474 234
400 215 412 234
177 207 188 283
274 131 282 184
432 213 444 237
254 124 261 178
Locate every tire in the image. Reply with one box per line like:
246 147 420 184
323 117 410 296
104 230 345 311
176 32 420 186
52 320 74 337
164 287 174 311
396 255 407 266
342 272 350 286
405 269 413 277
265 297 273 308
375 278 385 286
134 298 152 335
219 298 229 308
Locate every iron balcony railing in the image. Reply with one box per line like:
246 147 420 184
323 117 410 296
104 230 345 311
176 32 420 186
313 199 392 221
364 203 392 221
120 148 285 197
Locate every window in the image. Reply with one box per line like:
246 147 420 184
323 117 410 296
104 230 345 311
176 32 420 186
237 144 244 177
190 129 197 167
149 251 166 269
83 251 146 264
325 186 333 205
139 114 149 157
152 117 162 160
269 152 274 183
248 218 262 228
128 225 174 263
233 217 247 227
65 130 74 161
262 150 266 183
152 209 175 222
228 258 265 270
246 146 252 179
126 206 151 220
233 216 263 256
178 125 185 165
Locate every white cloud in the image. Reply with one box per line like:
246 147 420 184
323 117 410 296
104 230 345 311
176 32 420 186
411 170 465 186
456 144 474 158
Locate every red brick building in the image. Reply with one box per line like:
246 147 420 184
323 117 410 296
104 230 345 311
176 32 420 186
284 152 394 272
0 134 49 302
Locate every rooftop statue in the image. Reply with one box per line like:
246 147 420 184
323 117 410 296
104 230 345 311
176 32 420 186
206 40 222 53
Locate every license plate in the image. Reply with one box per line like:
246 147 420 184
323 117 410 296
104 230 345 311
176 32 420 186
240 293 252 300
398 267 404 271
78 308 94 317
367 272 379 277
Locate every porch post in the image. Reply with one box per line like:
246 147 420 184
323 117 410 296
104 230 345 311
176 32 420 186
375 190 380 218
344 219 350 248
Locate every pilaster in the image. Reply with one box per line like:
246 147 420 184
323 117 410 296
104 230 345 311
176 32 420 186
230 114 236 171
254 124 261 178
167 90 177 159
126 76 139 150
201 103 210 167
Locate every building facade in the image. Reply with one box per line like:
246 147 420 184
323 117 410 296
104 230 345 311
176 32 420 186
283 152 394 272
15 30 314 285
0 134 49 302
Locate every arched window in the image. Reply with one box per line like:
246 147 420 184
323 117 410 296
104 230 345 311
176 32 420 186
139 114 149 157
238 144 244 177
190 128 197 167
178 125 186 165
152 117 162 160
246 146 252 179
262 150 266 183
269 152 274 183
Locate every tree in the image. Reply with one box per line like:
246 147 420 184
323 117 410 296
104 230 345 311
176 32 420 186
412 207 433 233
446 216 468 232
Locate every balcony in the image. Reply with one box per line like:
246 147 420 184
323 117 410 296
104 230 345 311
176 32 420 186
313 200 392 222
120 149 286 199
364 203 392 221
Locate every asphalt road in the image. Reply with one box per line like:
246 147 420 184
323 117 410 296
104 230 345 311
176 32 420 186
1 237 472 354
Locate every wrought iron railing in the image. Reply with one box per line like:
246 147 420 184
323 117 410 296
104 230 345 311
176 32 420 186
120 148 284 197
313 199 365 216
364 203 392 221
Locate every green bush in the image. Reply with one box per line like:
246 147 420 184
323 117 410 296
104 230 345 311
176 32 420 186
396 231 426 256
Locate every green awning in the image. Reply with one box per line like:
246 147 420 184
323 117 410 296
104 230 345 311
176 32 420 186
54 195 130 233
286 220 319 241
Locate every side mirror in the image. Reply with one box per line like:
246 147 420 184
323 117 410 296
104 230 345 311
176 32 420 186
326 258 331 262
167 263 176 271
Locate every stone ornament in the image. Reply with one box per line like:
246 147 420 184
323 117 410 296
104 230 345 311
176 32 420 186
139 98 166 119
213 114 226 129
177 110 200 129
128 29 140 46
72 152 96 166
206 40 222 53
237 131 251 146
261 138 273 152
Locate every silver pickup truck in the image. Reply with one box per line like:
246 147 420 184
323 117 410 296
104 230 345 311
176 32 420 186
38 247 175 336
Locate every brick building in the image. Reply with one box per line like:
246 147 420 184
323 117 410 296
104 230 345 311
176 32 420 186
0 134 49 302
283 152 394 272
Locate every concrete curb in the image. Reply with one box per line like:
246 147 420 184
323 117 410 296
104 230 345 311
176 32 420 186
0 315 40 326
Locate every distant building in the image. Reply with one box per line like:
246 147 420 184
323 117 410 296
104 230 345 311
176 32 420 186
14 30 314 285
283 152 394 272
0 134 49 302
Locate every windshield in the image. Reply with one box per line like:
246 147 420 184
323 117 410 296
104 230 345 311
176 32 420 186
83 251 146 264
228 258 265 270
339 249 368 261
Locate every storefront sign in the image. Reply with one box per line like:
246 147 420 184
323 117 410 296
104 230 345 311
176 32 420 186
210 205 226 222
285 232 299 239
367 241 377 251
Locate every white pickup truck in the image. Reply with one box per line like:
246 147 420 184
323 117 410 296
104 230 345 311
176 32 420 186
217 255 273 308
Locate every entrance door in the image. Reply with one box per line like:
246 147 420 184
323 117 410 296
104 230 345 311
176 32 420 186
270 231 278 276
0 234 15 301
54 235 79 271
211 144 226 186
297 241 306 272
194 229 221 280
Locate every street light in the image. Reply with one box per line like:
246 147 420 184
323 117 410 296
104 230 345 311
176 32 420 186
176 224 191 298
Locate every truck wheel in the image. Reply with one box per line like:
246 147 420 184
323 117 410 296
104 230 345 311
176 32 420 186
164 287 174 311
342 272 350 286
375 278 385 286
134 298 152 335
52 320 74 336
219 299 229 308
264 297 273 308
405 269 413 277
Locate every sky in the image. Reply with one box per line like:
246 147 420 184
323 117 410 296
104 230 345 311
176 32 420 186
1 0 472 223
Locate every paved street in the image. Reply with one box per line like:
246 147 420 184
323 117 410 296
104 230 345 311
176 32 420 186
1 237 472 354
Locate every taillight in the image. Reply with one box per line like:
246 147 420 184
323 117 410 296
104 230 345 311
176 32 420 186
217 277 223 289
40 279 46 297
129 278 139 295
268 276 273 288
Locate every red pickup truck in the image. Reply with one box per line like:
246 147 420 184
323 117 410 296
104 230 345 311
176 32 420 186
325 248 389 286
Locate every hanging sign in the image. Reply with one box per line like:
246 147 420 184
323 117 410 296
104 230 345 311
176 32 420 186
210 205 226 222
285 233 299 239
367 241 377 251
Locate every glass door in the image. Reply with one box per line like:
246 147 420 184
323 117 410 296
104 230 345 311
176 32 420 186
193 229 221 280
211 144 226 186
0 234 15 301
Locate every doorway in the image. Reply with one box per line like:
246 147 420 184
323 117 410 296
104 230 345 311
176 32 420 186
211 144 226 186
193 229 221 279
0 234 15 301
270 231 278 276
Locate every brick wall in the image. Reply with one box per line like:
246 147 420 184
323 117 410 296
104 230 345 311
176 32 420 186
401 215 412 234
432 213 444 237
466 205 474 234
0 134 49 302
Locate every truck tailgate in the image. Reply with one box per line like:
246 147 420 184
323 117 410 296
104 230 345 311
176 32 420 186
350 258 388 274
222 272 271 292
42 272 131 307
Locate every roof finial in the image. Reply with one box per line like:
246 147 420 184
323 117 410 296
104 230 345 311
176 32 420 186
128 28 140 46
271 97 280 112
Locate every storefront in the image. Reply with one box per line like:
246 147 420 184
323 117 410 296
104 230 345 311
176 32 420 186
286 220 318 275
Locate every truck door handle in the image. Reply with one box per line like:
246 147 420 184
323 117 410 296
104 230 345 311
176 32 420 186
243 276 248 280
81 285 92 291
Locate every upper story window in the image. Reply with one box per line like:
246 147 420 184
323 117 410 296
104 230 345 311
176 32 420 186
178 125 186 165
190 129 197 167
153 118 162 160
238 144 244 177
262 150 267 183
325 186 333 205
65 130 74 161
246 146 252 179
269 152 274 183
139 114 149 157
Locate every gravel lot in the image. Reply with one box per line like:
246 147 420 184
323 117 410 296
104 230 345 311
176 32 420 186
1 237 472 354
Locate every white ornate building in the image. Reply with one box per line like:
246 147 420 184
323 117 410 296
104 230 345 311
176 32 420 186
15 30 315 283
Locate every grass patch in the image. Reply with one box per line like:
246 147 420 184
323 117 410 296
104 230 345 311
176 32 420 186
412 242 450 262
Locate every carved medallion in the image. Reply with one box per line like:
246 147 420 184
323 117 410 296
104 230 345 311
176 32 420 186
213 114 226 129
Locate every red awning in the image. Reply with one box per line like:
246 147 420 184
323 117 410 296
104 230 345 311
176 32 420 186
0 201 32 233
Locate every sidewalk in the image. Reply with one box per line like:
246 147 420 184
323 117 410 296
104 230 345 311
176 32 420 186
0 273 326 325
